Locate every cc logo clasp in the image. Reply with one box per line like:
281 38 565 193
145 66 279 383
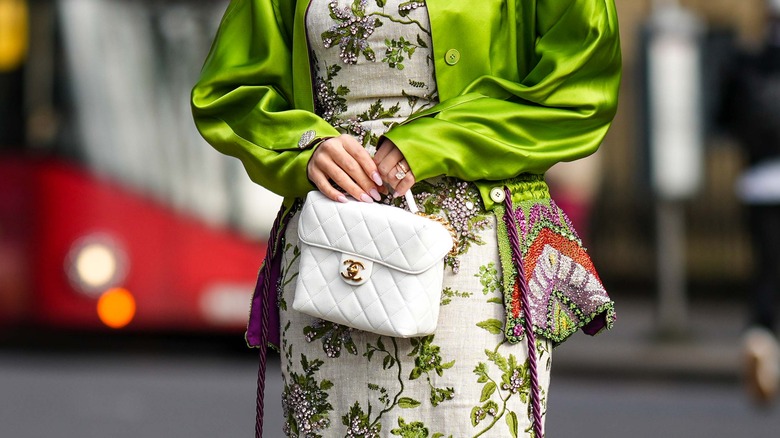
341 259 365 282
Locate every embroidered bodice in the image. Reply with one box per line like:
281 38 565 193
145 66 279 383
306 0 438 155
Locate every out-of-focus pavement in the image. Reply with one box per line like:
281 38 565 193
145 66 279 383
3 295 778 438
555 295 746 381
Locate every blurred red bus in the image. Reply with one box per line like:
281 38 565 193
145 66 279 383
0 0 277 333
0 156 266 333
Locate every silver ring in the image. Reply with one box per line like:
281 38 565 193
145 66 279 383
397 160 408 172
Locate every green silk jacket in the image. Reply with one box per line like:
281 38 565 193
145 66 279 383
191 0 622 211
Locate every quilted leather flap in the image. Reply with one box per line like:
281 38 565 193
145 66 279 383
298 191 453 274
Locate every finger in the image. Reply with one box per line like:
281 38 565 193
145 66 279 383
307 164 347 203
339 137 383 196
316 137 378 202
330 155 380 202
373 139 392 164
376 148 405 184
330 139 381 202
343 139 383 188
393 170 416 198
309 139 359 202
373 138 403 187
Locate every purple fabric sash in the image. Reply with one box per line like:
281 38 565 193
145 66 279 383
246 205 292 348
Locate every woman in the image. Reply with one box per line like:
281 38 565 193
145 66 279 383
192 0 620 436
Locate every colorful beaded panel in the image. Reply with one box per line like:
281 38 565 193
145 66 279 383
496 194 615 345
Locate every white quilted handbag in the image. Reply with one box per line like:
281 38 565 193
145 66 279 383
292 190 455 338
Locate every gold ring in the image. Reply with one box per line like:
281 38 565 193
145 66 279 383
394 164 406 180
397 161 408 172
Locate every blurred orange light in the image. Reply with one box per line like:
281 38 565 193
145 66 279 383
97 288 136 329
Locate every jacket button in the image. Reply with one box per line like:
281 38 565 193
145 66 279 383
489 187 505 203
444 49 460 65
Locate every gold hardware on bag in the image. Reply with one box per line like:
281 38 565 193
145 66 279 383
416 213 459 257
341 259 365 282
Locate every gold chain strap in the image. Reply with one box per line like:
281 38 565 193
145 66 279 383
403 191 458 257
416 212 459 257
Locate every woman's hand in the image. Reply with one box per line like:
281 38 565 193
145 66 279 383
307 134 384 203
373 138 415 197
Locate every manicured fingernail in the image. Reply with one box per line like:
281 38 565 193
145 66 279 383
371 172 383 186
369 188 381 201
360 193 374 203
337 194 348 203
392 190 405 199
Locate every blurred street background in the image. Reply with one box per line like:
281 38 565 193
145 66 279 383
2 0 780 436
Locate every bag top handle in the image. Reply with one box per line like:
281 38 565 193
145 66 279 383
404 191 419 214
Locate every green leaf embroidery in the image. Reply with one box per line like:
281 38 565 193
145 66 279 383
476 262 501 295
470 400 499 427
476 318 504 335
351 0 365 17
416 33 428 48
508 353 518 371
440 287 472 306
470 406 481 427
474 362 489 383
303 319 358 357
383 354 396 370
391 417 441 437
506 411 519 438
282 354 333 436
485 349 509 373
480 382 497 402
397 397 422 409
341 401 381 435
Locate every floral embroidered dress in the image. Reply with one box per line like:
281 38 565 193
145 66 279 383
277 1 558 437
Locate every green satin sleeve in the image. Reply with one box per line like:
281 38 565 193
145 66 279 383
383 0 621 193
191 0 339 198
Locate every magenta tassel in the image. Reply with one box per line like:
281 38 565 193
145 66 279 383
255 207 288 438
501 187 543 438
